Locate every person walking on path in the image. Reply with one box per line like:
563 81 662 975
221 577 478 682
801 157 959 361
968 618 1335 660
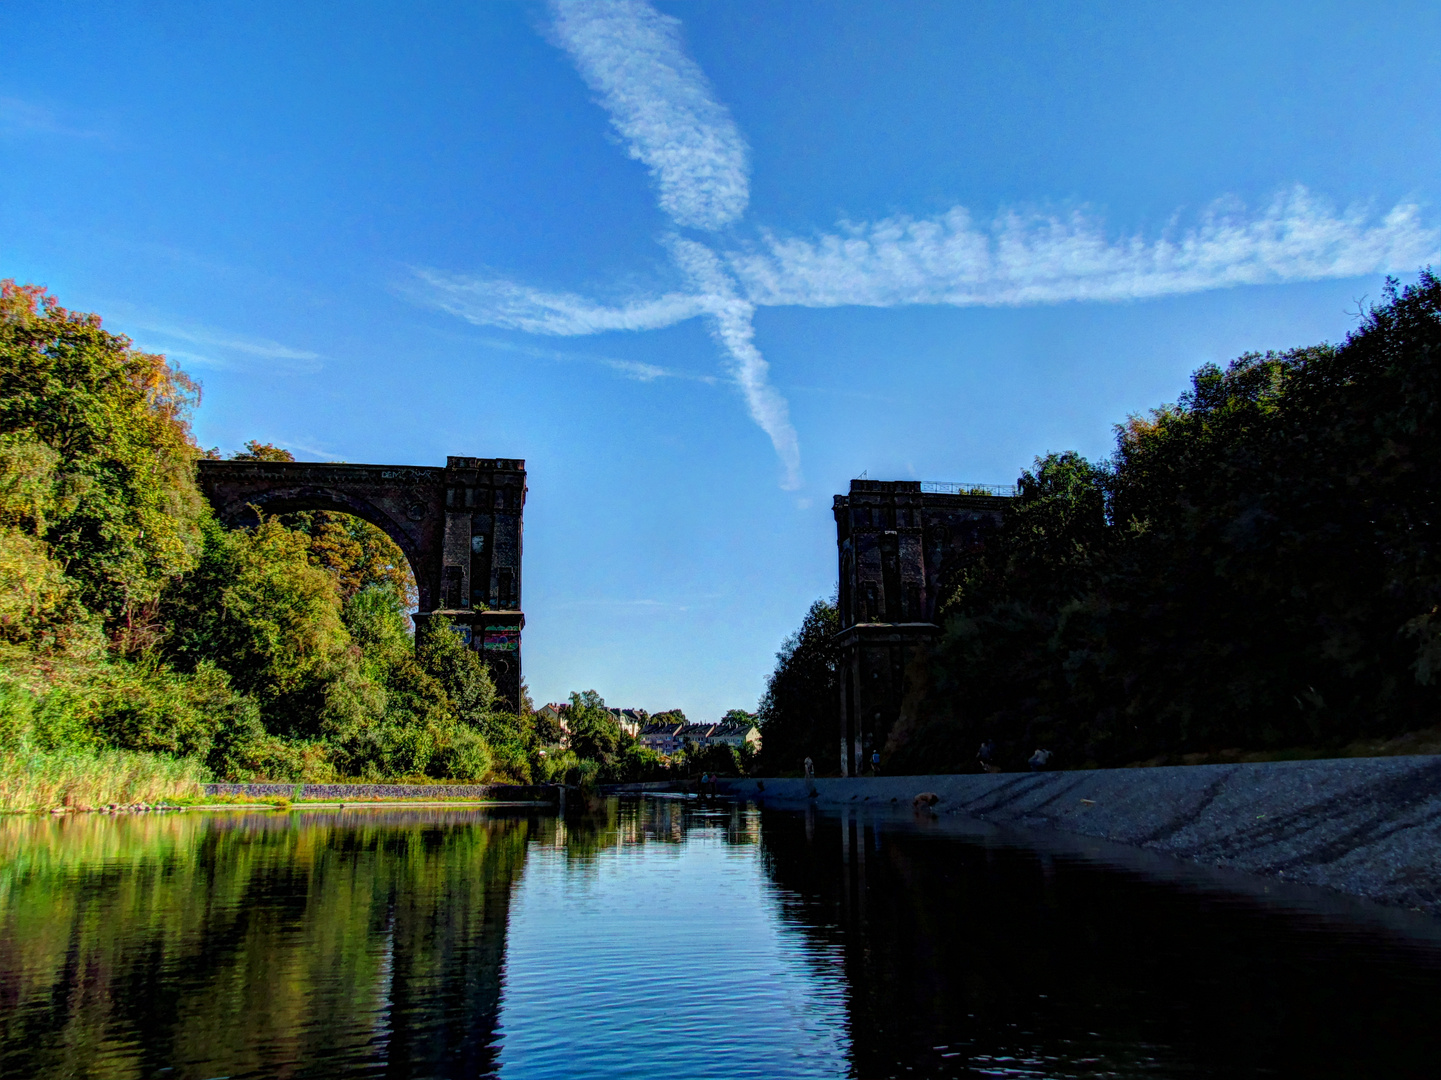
803 756 814 780
871 750 881 776
977 740 995 772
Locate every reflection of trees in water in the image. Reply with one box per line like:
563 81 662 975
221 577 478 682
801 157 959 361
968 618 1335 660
0 800 766 1078
533 798 761 867
759 808 1441 1079
0 809 538 1079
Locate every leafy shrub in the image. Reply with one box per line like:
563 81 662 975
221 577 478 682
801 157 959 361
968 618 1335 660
435 727 493 781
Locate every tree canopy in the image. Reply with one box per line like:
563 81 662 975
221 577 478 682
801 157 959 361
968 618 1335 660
0 280 205 642
889 271 1441 772
755 597 838 775
0 282 521 783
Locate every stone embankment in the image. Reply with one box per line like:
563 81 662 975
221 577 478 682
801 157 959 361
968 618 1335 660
204 782 552 801
48 802 185 815
718 756 1441 916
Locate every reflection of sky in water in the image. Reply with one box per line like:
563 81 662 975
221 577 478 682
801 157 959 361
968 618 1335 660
497 822 850 1079
7 805 1441 1079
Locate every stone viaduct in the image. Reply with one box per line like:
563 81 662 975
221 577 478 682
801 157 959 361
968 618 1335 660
197 456 526 710
833 479 1012 776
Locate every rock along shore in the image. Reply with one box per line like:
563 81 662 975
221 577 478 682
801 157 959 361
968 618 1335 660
203 782 553 802
717 756 1441 916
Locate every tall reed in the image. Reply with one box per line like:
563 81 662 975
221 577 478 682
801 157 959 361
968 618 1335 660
0 747 207 810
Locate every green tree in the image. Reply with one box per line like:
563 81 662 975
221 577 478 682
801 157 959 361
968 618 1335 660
566 690 624 766
685 741 749 777
895 270 1441 772
0 283 511 788
0 281 205 641
615 741 669 782
166 516 359 737
228 441 416 606
755 598 839 775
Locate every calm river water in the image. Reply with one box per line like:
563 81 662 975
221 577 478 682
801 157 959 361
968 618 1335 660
2 799 1440 1079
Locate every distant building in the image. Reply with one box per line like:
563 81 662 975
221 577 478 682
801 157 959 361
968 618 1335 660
707 721 761 751
538 703 647 742
639 721 685 755
607 708 646 738
676 723 716 748
636 713 758 757
537 703 570 746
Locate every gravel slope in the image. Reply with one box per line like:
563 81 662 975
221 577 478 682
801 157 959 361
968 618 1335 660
719 757 1441 915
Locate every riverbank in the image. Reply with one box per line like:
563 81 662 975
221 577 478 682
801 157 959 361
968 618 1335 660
0 746 207 811
717 755 1441 916
204 782 554 802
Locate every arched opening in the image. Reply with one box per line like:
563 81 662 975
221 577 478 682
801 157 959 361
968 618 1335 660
222 489 424 611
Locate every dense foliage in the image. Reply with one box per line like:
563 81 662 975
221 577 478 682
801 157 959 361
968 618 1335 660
755 597 839 775
0 281 532 791
889 272 1441 771
0 281 755 800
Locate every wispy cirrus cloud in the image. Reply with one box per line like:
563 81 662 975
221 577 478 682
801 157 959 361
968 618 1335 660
123 318 323 375
416 0 796 486
668 237 801 488
409 0 1438 491
727 187 1440 309
410 266 706 335
473 335 719 385
547 0 749 231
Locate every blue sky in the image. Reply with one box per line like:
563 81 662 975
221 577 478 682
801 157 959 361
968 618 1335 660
3 1 1439 719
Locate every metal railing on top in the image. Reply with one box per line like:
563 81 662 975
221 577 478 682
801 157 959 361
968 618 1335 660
920 480 1017 498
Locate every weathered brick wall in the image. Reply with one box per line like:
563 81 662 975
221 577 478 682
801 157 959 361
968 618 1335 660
832 480 1010 776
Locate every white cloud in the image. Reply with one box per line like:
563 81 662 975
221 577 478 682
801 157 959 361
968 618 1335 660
474 336 719 385
410 187 1437 490
151 348 234 372
728 187 1440 309
547 0 750 231
602 357 688 382
412 267 706 335
123 319 323 375
414 248 804 489
415 0 1441 493
669 238 802 490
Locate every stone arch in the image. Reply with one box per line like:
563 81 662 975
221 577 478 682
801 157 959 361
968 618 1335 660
196 456 528 710
219 486 427 608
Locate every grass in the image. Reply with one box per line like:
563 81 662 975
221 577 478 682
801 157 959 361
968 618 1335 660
0 746 207 811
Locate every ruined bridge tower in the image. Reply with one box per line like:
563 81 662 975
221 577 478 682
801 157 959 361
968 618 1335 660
197 456 527 710
833 479 1011 776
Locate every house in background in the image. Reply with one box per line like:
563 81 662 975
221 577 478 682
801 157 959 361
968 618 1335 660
608 708 646 738
707 721 761 751
538 703 649 743
638 720 686 755
676 723 717 749
537 702 571 746
556 708 760 758
641 721 762 756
